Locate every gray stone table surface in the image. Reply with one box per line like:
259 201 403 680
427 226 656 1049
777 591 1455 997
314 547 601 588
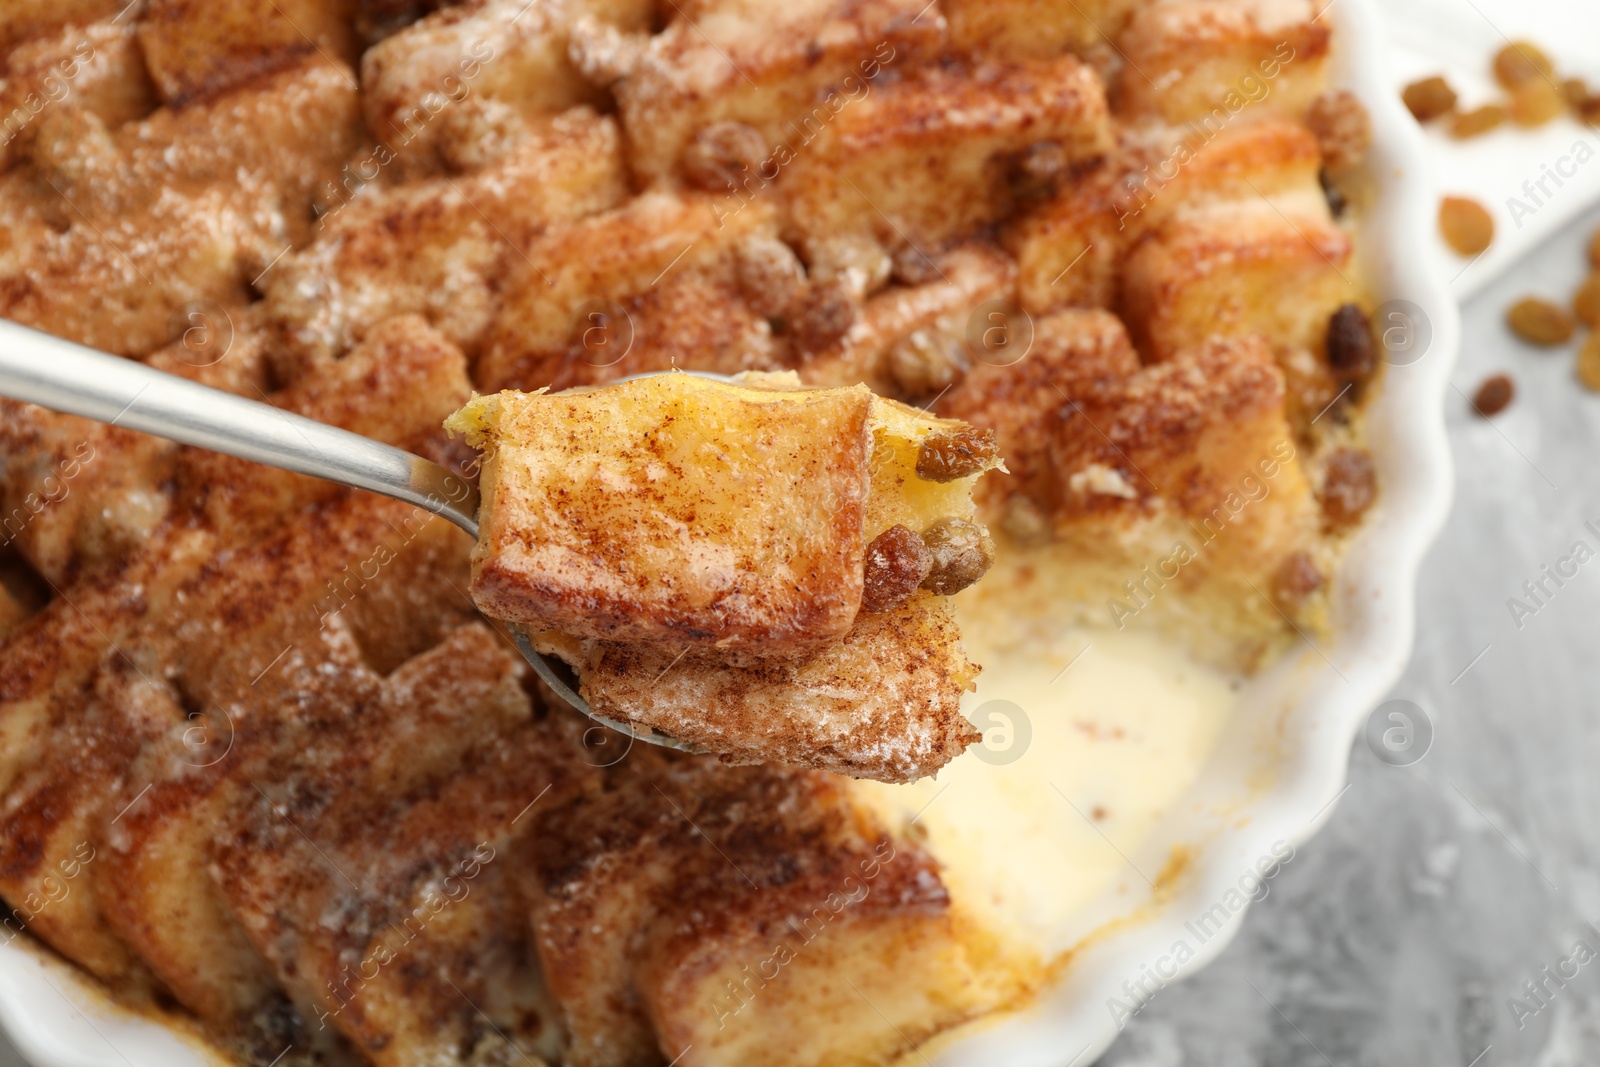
4 202 1599 1067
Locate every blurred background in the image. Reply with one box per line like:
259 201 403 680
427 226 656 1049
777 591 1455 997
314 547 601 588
6 1 1600 1065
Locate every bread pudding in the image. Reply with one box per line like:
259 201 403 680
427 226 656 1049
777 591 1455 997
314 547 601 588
0 0 1378 1064
446 373 1002 782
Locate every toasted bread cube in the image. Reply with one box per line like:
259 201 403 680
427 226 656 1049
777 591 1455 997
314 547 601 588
783 56 1111 258
1116 0 1330 125
0 19 156 169
564 593 983 783
450 372 1001 647
1007 119 1325 315
944 0 1143 60
265 109 627 364
449 374 877 645
0 0 123 56
137 0 356 106
362 0 651 173
1122 199 1354 361
1003 162 1126 314
476 191 783 391
613 0 945 185
521 760 1024 1067
945 321 1321 667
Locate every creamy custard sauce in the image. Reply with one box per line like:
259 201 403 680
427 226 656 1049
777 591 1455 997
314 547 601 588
853 554 1239 966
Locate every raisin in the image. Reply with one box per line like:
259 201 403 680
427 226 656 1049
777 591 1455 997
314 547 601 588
1590 228 1600 269
1402 76 1457 122
681 122 766 192
916 427 998 482
1509 81 1565 127
920 517 996 596
861 524 932 614
1325 304 1376 387
1471 373 1514 416
790 280 858 354
1306 90 1372 170
1574 273 1600 329
1319 168 1347 218
1449 104 1505 139
1493 40 1554 89
1273 551 1324 608
1506 297 1575 346
735 236 805 319
1578 337 1600 392
890 242 941 286
1012 139 1068 199
1438 196 1494 256
1320 448 1377 528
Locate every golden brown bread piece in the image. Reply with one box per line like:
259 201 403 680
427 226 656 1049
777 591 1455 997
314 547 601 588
263 107 628 368
136 0 358 107
612 0 946 187
0 57 362 355
450 374 999 782
0 17 156 170
1005 117 1326 315
477 191 787 391
0 0 125 60
520 753 1024 1067
556 594 982 784
780 54 1112 263
360 0 651 175
451 377 877 645
943 0 1144 62
943 311 1322 665
1116 0 1330 126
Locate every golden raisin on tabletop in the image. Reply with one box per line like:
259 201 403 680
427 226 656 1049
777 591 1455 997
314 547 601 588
1402 76 1458 122
1506 297 1576 346
1438 196 1494 256
1573 274 1600 329
1471 374 1515 416
1493 40 1555 89
1578 335 1600 392
1509 81 1566 128
1449 104 1505 139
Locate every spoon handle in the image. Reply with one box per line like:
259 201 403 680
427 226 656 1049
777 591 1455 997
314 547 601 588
0 318 479 537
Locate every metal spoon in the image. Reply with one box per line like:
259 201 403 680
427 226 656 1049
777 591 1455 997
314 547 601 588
0 317 707 753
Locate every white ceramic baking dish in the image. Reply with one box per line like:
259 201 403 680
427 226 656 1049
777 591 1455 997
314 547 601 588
0 0 1458 1062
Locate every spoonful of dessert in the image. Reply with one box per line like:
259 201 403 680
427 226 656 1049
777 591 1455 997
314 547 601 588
0 317 1003 782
